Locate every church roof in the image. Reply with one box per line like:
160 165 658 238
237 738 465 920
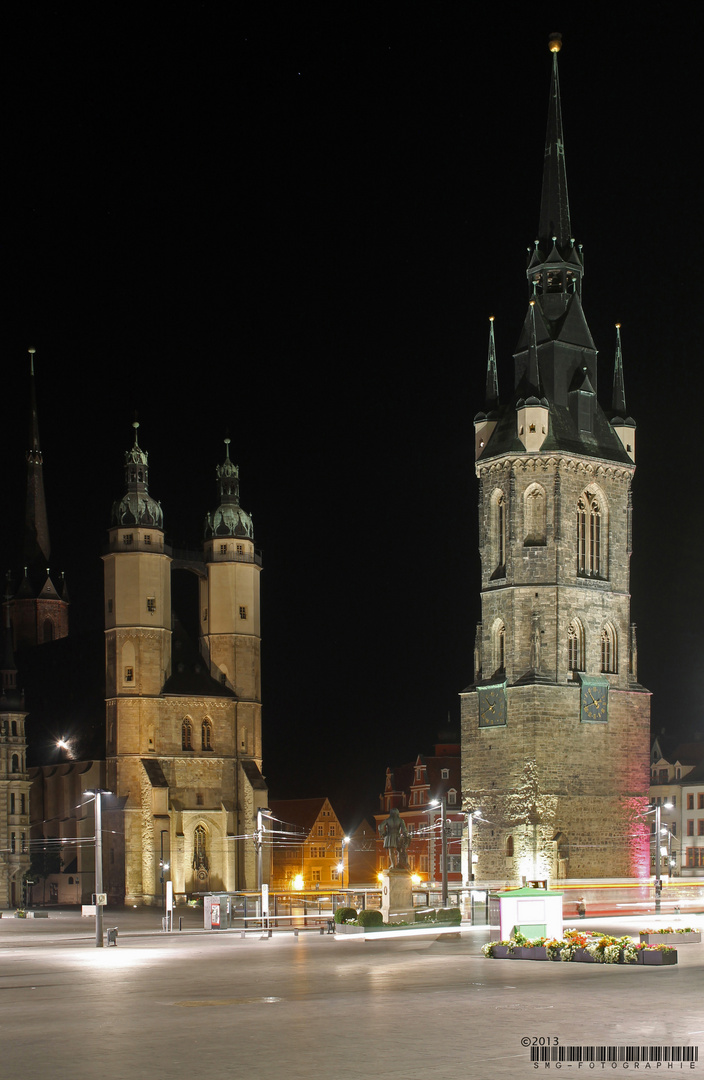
162 618 235 697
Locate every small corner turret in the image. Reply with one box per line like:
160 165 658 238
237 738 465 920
608 324 636 462
516 302 549 451
474 317 500 459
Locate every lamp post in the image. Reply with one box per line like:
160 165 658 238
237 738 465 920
430 798 448 907
87 789 111 948
255 806 272 895
337 836 349 891
160 829 170 925
643 802 672 913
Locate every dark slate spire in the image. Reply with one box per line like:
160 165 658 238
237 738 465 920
485 316 499 411
23 348 51 566
526 301 542 396
538 34 571 249
611 323 627 417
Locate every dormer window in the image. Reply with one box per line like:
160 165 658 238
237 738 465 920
441 769 449 780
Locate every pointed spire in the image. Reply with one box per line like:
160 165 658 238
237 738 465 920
23 347 51 566
485 316 499 410
611 323 627 417
111 420 163 528
538 34 572 250
204 439 254 540
527 301 541 395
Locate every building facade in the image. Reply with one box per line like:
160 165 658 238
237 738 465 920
460 38 651 882
375 744 465 886
649 737 704 879
269 798 347 891
0 643 30 908
104 427 267 904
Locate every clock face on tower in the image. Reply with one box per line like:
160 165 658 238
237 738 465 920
579 677 609 723
478 682 507 728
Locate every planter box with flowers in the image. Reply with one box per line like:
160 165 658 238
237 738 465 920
640 946 678 965
482 930 677 966
640 927 700 946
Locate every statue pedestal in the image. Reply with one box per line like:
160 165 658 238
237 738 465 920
380 868 413 923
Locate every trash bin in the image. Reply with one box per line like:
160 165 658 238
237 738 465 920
107 926 118 946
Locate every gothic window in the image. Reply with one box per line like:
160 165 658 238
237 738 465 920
506 836 514 857
11 754 19 773
523 483 547 546
492 619 506 674
601 623 618 673
182 718 193 751
567 619 585 672
202 718 213 751
490 489 507 576
193 825 208 872
577 489 608 577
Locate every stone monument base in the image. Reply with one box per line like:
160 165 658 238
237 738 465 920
380 868 413 923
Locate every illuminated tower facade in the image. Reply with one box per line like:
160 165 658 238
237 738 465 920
460 37 650 881
104 428 267 904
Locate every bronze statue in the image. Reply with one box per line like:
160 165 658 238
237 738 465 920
379 807 409 869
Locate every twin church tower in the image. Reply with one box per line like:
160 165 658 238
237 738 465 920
460 36 651 880
103 424 267 902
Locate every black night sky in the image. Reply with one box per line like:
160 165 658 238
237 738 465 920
5 9 703 825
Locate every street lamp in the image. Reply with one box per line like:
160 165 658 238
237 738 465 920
86 788 112 947
642 802 673 913
337 836 349 890
466 809 482 885
255 807 272 894
430 798 448 907
160 828 170 925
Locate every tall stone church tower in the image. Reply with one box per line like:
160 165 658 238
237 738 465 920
460 37 650 881
4 350 69 650
104 425 267 904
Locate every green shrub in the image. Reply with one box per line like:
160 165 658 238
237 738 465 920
357 908 384 927
415 909 436 923
437 907 461 925
334 906 357 924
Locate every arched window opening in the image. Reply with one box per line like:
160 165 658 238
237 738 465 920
490 489 507 578
202 718 212 751
193 825 209 873
42 619 54 643
492 620 506 675
11 754 20 773
577 489 608 578
523 483 547 546
506 835 514 857
601 624 618 673
567 619 585 672
182 718 193 751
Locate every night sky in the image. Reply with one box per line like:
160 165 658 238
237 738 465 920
5 9 703 825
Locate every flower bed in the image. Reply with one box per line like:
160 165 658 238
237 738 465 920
640 927 700 945
482 929 677 966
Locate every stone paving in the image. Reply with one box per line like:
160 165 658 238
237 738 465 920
2 909 702 1080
